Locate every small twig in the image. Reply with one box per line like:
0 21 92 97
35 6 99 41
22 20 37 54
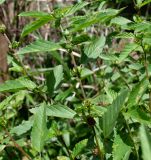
71 51 86 99
4 128 32 160
141 43 151 112
92 127 104 160
125 119 139 160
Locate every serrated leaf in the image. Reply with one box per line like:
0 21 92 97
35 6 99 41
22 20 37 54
111 16 132 25
46 104 76 119
127 78 149 108
31 103 48 152
64 2 89 17
17 39 61 55
137 0 151 8
19 11 51 18
124 106 151 125
0 90 26 110
84 35 106 59
99 53 118 61
118 43 139 63
11 119 33 136
70 9 119 32
30 104 76 119
0 77 36 92
112 134 131 160
104 87 118 104
139 125 151 160
21 17 53 37
72 139 88 159
102 90 128 138
116 32 135 39
46 65 63 96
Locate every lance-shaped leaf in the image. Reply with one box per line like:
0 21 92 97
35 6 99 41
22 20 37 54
127 77 149 108
30 104 76 119
84 35 106 59
46 104 76 119
64 2 89 17
19 11 51 18
112 134 131 160
102 90 128 138
0 77 36 92
31 104 48 152
21 16 53 37
139 125 151 160
46 65 63 96
17 39 61 55
118 43 139 63
72 139 88 159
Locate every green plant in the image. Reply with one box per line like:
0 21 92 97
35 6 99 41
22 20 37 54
0 0 151 160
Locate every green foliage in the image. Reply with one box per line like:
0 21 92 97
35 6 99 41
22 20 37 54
0 0 5 4
31 103 48 152
112 134 131 160
139 125 151 160
72 139 88 159
17 39 61 54
1 0 151 159
84 35 106 59
102 90 128 138
0 77 36 92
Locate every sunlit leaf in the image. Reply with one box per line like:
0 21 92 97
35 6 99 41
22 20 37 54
112 134 131 160
17 39 61 54
31 103 48 152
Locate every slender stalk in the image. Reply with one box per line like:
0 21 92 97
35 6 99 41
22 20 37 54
141 43 151 112
3 127 32 160
71 51 86 99
125 120 139 160
92 127 104 160
58 136 73 160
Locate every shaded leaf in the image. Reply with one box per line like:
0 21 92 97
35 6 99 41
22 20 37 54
46 65 63 96
72 139 88 159
102 90 128 138
123 106 151 125
127 78 149 108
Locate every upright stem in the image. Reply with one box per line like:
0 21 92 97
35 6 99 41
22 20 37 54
71 52 86 99
141 43 151 112
3 127 32 160
125 120 139 160
92 127 104 160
